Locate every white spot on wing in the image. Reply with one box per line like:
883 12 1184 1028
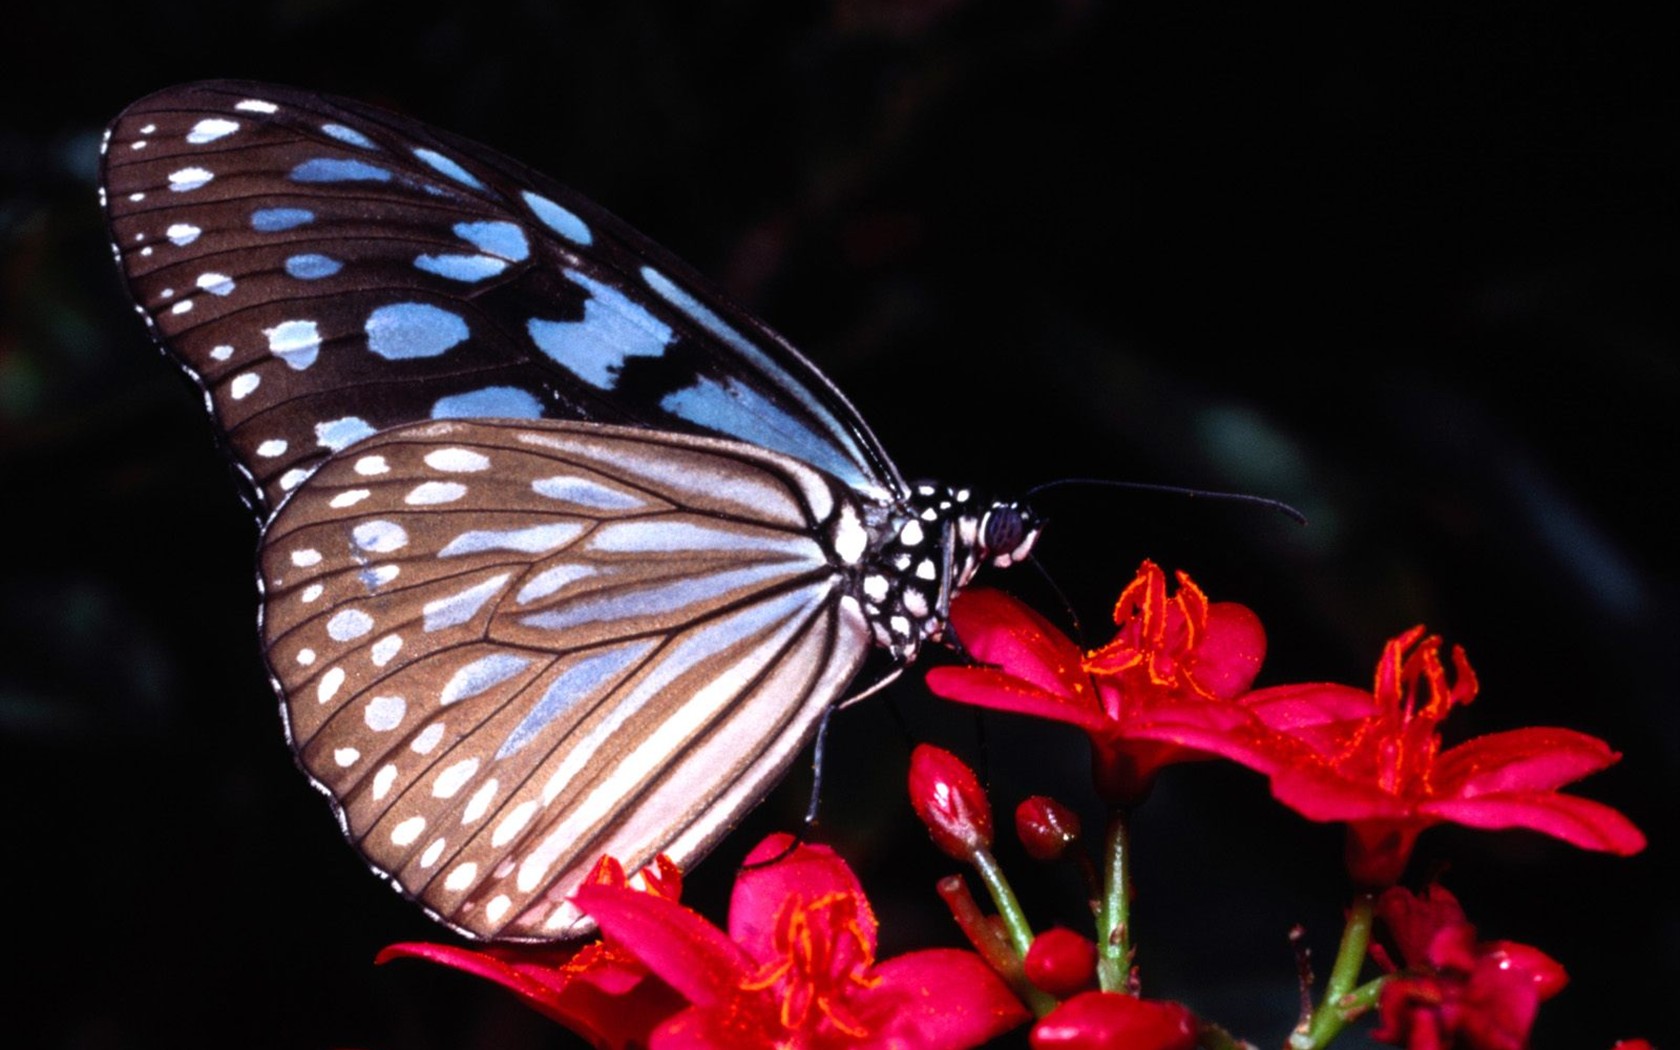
443 862 478 892
531 475 644 510
326 608 374 641
333 747 360 767
264 319 321 370
412 722 444 754
317 666 346 704
433 758 480 799
291 548 322 567
491 800 538 847
354 455 389 476
365 694 406 731
462 778 499 823
422 574 511 632
391 816 426 846
168 167 214 192
371 633 404 666
833 505 867 565
439 523 583 557
405 480 467 505
371 763 398 800
515 563 596 604
230 373 260 399
353 520 408 552
425 447 491 472
440 654 531 705
235 99 279 113
186 118 239 143
329 489 370 508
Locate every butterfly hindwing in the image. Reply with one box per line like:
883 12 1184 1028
261 419 874 939
100 80 901 514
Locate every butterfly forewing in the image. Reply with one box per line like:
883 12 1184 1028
101 81 901 514
262 419 872 939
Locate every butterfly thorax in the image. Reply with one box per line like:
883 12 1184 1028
853 483 1041 662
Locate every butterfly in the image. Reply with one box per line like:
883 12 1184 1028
99 81 1040 942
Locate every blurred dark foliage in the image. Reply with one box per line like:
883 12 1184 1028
1 2 1672 1048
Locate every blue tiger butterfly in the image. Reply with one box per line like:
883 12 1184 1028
99 81 1040 941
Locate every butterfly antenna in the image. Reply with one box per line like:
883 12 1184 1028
1024 478 1308 526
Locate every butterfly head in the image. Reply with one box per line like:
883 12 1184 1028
978 499 1043 570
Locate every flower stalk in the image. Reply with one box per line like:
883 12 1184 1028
1096 808 1134 994
1291 894 1377 1049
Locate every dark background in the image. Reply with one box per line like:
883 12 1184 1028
1 2 1672 1047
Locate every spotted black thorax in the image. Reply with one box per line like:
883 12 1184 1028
851 484 1042 661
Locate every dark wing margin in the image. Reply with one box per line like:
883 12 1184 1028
258 419 874 940
99 81 903 516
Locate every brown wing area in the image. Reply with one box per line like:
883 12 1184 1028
259 419 872 939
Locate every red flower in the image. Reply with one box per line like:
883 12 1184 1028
1240 627 1646 885
908 744 994 861
377 855 686 1050
1371 884 1567 1050
925 562 1267 803
1023 928 1097 998
1015 796 1082 862
575 833 1029 1049
1031 991 1198 1050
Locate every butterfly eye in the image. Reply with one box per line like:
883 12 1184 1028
982 502 1042 567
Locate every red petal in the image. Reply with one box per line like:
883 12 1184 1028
1432 727 1621 794
946 589 1090 699
856 949 1030 1049
1192 602 1267 699
576 884 755 1008
1031 992 1197 1050
377 940 681 1050
926 666 1109 733
731 834 876 960
1422 791 1647 854
1269 765 1420 822
1242 683 1380 733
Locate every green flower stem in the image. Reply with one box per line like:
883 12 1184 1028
1290 893 1376 1049
1197 1022 1260 1050
971 846 1034 957
968 849 1057 1016
1096 808 1132 993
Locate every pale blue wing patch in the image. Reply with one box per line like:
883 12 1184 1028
526 271 672 389
413 148 483 189
286 254 343 280
430 386 544 419
291 158 392 183
365 303 470 359
252 207 315 232
522 190 592 246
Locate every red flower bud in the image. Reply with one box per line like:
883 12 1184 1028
1032 991 1198 1050
1016 796 1082 861
908 744 993 860
1025 927 1097 998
